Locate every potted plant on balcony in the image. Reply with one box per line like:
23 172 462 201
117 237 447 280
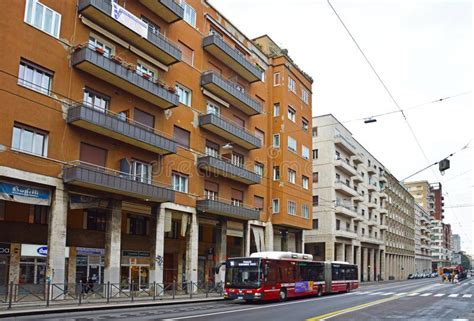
155 79 166 88
124 63 135 72
142 73 152 80
167 86 176 93
111 55 123 64
73 43 85 52
94 46 105 55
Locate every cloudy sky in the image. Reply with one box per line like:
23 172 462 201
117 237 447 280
210 0 473 254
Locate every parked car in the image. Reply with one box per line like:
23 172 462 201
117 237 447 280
408 274 414 279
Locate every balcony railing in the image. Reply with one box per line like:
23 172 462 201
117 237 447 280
199 113 261 150
71 45 179 109
202 34 262 83
78 0 181 65
197 155 261 185
200 72 262 115
139 0 184 23
196 197 260 220
334 133 356 155
62 162 175 202
334 157 357 176
67 104 177 155
334 180 358 197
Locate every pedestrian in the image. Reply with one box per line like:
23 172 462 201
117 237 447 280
448 273 452 283
454 273 459 285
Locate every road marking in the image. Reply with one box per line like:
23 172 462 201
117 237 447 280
368 292 383 296
354 291 369 295
407 292 419 296
448 294 459 298
381 292 394 296
462 294 472 298
306 297 397 321
420 293 432 297
434 293 445 297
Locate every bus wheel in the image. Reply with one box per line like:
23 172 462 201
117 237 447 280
279 289 287 302
316 286 322 297
346 284 351 293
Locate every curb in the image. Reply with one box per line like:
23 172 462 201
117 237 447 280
0 297 225 318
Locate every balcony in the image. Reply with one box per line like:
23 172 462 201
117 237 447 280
352 174 363 183
335 228 357 239
351 154 363 165
334 158 357 176
352 194 364 203
199 113 261 150
360 235 384 245
367 202 377 209
139 0 184 23
196 198 260 221
200 72 262 115
67 104 177 155
197 155 261 185
202 35 262 83
379 175 387 183
379 208 388 215
378 191 388 199
72 46 179 109
334 180 358 197
63 162 175 202
367 180 377 191
334 134 356 155
367 166 377 175
335 201 357 219
379 224 388 230
78 0 181 65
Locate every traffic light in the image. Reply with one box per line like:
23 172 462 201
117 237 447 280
439 159 450 175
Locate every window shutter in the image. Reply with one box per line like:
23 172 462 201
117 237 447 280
204 181 219 192
231 189 243 201
178 41 194 66
134 108 155 129
254 196 264 209
79 143 107 167
173 126 190 148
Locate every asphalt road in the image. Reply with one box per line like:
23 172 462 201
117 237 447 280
5 277 473 321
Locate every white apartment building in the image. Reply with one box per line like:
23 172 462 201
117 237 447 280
305 114 387 282
414 203 432 273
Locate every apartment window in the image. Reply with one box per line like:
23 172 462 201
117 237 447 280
141 15 160 35
302 204 309 218
336 219 341 230
205 140 219 158
80 143 107 167
313 219 319 229
336 173 340 181
88 35 113 57
83 88 109 112
313 172 319 183
272 199 280 214
178 41 194 66
132 160 152 183
206 101 220 115
231 189 244 207
302 145 310 160
24 0 61 38
273 166 280 181
172 172 189 193
254 162 264 176
134 108 155 130
128 215 149 236
288 200 296 215
18 60 53 95
204 181 219 200
180 0 196 27
287 106 296 122
312 127 318 137
362 209 365 216
287 136 297 153
231 152 244 168
346 222 350 230
312 149 318 160
288 169 296 184
273 103 280 116
302 176 309 189
273 72 281 86
136 62 157 82
354 224 358 233
33 205 48 224
254 196 264 211
312 195 319 206
301 88 309 104
12 123 48 157
288 77 296 93
173 126 190 148
255 128 265 145
302 117 309 131
176 84 192 106
86 209 106 231
272 134 280 148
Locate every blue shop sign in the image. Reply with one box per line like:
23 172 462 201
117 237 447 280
0 181 51 206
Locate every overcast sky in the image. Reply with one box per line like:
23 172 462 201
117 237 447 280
210 0 473 254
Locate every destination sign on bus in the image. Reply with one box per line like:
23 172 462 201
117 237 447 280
229 259 259 267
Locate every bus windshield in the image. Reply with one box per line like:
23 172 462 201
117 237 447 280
225 258 261 289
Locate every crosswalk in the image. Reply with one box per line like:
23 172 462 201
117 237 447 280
353 290 473 299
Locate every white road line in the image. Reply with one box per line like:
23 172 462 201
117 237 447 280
381 292 395 296
354 291 368 295
407 293 419 296
395 292 407 296
420 293 432 297
434 293 445 297
448 294 459 298
462 294 472 298
368 292 384 296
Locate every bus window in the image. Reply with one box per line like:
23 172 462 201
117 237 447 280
288 264 297 282
264 261 278 285
315 264 324 281
340 267 346 280
332 264 341 281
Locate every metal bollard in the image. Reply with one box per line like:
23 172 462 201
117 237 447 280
78 281 82 305
46 281 51 307
106 282 110 304
7 282 13 310
206 281 209 298
152 281 156 301
131 282 134 302
172 280 176 299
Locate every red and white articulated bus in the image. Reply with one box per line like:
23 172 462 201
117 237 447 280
222 251 358 302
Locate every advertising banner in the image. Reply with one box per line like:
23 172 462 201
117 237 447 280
0 181 51 206
112 2 148 39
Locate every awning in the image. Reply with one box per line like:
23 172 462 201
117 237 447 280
251 226 265 252
0 181 51 206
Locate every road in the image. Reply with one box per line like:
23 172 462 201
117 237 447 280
6 277 473 321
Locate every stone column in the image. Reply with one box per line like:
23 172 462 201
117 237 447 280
186 213 198 293
47 187 68 285
215 220 227 284
264 222 274 251
8 243 21 297
150 205 166 285
336 243 345 261
104 199 122 285
380 250 386 281
355 246 361 281
325 241 335 261
67 247 77 293
375 249 381 281
346 244 354 264
244 222 251 256
362 247 368 282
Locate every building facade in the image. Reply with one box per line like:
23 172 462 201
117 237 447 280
305 114 386 282
0 0 313 289
414 204 432 273
385 173 415 280
452 234 461 253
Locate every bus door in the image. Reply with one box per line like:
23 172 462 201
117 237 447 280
324 262 332 293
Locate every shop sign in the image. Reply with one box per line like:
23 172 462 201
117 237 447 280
76 247 104 256
69 194 107 210
0 243 11 255
21 244 69 258
112 2 148 39
122 250 150 257
0 181 51 206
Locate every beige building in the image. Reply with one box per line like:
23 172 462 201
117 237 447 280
305 114 387 282
385 173 416 280
414 203 432 273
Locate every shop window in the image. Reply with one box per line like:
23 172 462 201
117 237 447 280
33 205 48 224
86 209 106 231
128 215 149 236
